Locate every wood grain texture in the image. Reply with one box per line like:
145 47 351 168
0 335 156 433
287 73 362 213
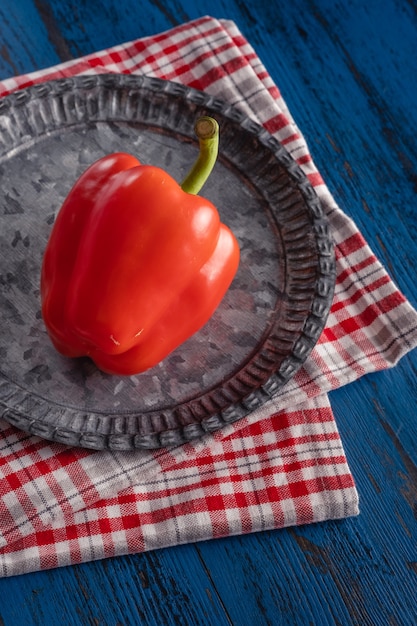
0 0 416 624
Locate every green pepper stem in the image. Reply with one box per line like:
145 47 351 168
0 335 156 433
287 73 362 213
180 116 219 195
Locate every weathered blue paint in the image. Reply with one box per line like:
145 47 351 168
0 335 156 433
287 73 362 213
0 0 416 624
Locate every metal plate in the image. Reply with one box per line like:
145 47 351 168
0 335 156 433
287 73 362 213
0 75 335 449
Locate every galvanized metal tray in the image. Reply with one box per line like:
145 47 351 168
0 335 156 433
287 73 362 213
0 75 335 449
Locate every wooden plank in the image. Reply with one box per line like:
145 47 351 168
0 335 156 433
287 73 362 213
0 0 416 624
0 0 64 77
0 546 235 625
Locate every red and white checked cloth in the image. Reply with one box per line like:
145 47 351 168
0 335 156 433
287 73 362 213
1 16 417 578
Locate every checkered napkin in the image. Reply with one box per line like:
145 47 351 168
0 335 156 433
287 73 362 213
1 16 417 578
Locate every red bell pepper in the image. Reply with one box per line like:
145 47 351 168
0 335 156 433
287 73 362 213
41 117 240 375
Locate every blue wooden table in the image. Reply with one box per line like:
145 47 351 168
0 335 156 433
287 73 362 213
0 1 416 624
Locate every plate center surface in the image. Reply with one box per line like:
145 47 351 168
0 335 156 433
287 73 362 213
0 121 282 413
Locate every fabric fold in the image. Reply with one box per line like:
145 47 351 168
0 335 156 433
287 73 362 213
0 396 358 577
